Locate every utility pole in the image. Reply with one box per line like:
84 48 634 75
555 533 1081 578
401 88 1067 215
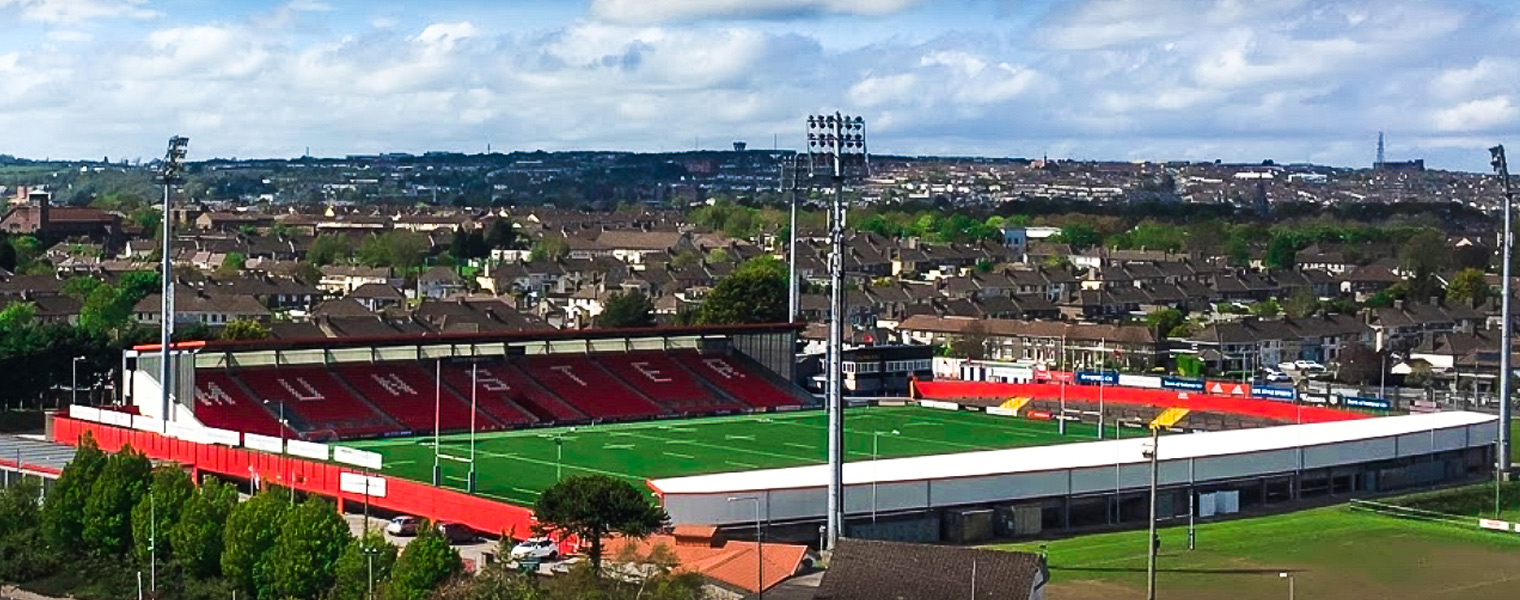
783 153 802 323
156 136 188 424
1493 144 1514 480
806 113 869 550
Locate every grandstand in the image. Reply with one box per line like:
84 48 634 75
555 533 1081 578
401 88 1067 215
126 324 809 441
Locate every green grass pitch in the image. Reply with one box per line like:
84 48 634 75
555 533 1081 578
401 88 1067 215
349 405 1111 507
993 505 1520 600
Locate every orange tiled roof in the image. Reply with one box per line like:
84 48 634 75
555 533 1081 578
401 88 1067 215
604 534 811 594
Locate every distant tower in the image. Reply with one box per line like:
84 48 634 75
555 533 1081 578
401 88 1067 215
1376 132 1385 166
733 141 747 152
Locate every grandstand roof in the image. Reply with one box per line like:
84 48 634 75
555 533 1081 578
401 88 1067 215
648 411 1496 495
132 322 804 354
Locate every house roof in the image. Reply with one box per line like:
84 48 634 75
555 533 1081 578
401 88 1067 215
896 314 1156 345
603 534 812 595
813 539 1044 600
348 282 405 300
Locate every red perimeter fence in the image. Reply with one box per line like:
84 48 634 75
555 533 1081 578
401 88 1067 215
51 416 538 539
913 381 1366 424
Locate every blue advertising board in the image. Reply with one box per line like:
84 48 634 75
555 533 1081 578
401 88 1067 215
1075 371 1119 385
1251 384 1297 401
1341 396 1391 411
1160 376 1205 392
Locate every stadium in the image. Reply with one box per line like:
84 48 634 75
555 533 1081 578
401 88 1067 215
48 323 1501 547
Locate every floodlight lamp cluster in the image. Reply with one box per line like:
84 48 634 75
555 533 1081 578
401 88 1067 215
158 136 190 185
1492 145 1508 175
807 113 867 153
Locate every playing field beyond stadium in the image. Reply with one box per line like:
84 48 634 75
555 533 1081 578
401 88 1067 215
349 405 1106 506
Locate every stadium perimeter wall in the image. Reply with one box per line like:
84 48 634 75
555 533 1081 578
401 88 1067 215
50 416 538 539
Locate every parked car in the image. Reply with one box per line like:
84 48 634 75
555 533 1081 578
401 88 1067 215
385 516 419 537
436 521 476 544
1262 368 1290 383
1293 360 1327 372
510 537 561 561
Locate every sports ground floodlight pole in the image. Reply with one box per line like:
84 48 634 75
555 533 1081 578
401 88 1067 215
433 359 442 487
1144 426 1160 600
785 153 801 323
1493 144 1514 480
808 112 868 551
469 362 478 493
157 136 188 423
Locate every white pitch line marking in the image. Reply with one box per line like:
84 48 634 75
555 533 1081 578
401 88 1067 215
664 451 695 459
785 442 814 450
726 461 758 469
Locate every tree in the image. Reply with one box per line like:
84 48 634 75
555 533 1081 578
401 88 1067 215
169 476 239 578
1176 354 1205 378
1284 287 1318 319
130 466 194 564
42 432 106 549
947 320 989 359
486 219 519 250
1399 229 1449 275
222 490 293 597
0 301 36 329
222 318 271 341
1446 268 1493 307
294 260 323 285
695 257 787 325
218 252 247 277
1263 234 1299 270
1053 224 1101 250
308 234 352 266
1249 298 1281 318
269 496 352 599
600 289 656 329
78 283 130 333
332 532 399 600
529 236 569 262
1336 343 1384 385
385 521 462 600
1145 308 1185 340
0 237 15 272
534 474 668 573
82 444 152 555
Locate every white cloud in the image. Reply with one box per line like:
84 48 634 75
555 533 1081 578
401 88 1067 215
0 0 155 23
589 0 921 24
1432 97 1517 132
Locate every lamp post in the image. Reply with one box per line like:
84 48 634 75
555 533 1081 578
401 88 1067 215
469 361 478 493
363 544 379 600
71 356 84 407
783 153 802 323
553 427 578 481
1279 572 1295 600
1492 144 1513 479
1143 426 1160 600
156 136 188 425
871 429 900 523
433 359 442 487
1380 351 1388 402
727 496 763 599
263 398 293 503
806 112 869 550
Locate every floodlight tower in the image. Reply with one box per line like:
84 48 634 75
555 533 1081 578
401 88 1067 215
1492 144 1513 478
806 112 869 551
156 136 188 422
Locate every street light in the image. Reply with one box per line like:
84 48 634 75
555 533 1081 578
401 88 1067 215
871 430 900 523
263 398 294 503
806 112 869 551
469 361 479 493
156 136 188 425
1143 427 1160 600
552 427 579 481
363 544 380 600
71 356 85 407
1279 572 1295 600
727 496 763 600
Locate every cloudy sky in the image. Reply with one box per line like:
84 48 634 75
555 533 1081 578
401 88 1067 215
1 0 1517 171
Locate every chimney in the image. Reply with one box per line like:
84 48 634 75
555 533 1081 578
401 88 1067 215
36 188 48 231
1430 295 1442 308
1396 299 1407 311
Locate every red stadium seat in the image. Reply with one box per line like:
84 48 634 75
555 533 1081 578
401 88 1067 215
192 370 295 437
334 363 482 434
595 352 744 413
438 362 538 427
675 352 807 409
234 366 401 437
517 355 667 420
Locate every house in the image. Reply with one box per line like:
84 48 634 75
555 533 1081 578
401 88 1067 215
601 527 815 597
0 294 81 325
133 286 271 326
1342 263 1401 301
1295 243 1357 275
347 282 406 312
1183 314 1374 374
318 265 397 295
413 297 553 333
814 538 1047 600
195 212 274 232
416 265 465 299
1366 299 1482 353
